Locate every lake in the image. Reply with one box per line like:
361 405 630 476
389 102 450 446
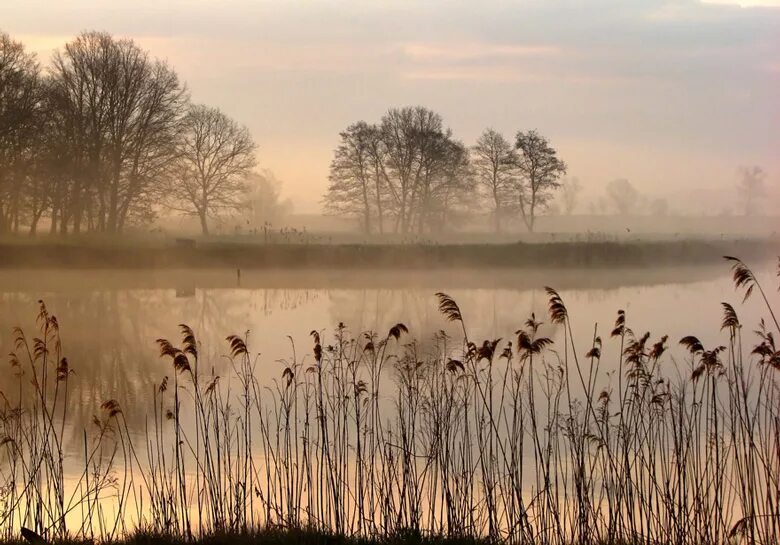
0 263 776 436
1 261 779 540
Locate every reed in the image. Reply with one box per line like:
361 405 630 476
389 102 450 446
1 256 779 545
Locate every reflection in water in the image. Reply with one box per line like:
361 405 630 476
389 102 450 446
0 267 776 436
0 288 319 439
0 266 778 543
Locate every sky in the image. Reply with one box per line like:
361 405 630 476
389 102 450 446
3 0 779 214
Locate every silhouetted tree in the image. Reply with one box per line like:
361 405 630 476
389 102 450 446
242 169 293 228
0 33 43 233
324 122 381 234
380 107 447 234
171 104 256 235
472 129 516 232
606 178 639 215
324 107 471 235
424 138 475 232
514 130 567 232
737 165 767 216
48 31 186 233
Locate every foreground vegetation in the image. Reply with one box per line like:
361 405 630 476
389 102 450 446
0 256 779 545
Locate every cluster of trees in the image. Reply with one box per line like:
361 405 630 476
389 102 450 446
0 31 259 235
576 178 668 217
589 167 768 218
324 107 567 234
737 165 768 216
324 108 773 232
240 170 294 228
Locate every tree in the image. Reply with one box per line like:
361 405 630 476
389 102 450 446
323 106 472 235
423 137 475 232
0 33 42 233
242 169 293 227
514 130 567 232
171 104 257 235
379 106 448 234
737 165 767 216
559 177 582 215
471 129 516 232
324 121 380 234
606 178 639 215
47 31 186 233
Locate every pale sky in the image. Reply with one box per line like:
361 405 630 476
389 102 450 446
3 0 779 213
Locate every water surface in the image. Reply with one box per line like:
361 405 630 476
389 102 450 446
0 264 776 435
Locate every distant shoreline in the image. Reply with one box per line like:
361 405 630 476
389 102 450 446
0 238 776 270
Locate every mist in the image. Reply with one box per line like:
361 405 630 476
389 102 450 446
1 2 780 545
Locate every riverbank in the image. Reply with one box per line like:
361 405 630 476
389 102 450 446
0 237 776 269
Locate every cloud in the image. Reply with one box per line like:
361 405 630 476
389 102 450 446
400 42 562 62
702 0 780 6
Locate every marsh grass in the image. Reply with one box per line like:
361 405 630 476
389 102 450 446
1 256 779 545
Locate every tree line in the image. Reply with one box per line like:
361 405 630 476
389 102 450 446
324 109 773 233
324 107 567 234
0 31 257 235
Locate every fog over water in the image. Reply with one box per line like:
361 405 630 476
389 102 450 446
1 1 780 541
1 263 777 439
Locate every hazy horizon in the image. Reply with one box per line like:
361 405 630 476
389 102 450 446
3 0 779 214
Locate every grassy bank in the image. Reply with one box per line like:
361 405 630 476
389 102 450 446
0 237 777 269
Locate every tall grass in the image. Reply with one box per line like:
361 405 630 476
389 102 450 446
1 256 779 544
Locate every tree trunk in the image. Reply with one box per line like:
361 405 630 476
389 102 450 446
492 172 501 234
50 206 58 234
373 167 384 235
199 211 210 235
73 204 83 234
59 212 68 235
29 213 41 236
493 193 501 234
362 184 371 235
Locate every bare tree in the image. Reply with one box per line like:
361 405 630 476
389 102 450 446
171 104 256 235
48 31 186 233
606 178 639 215
514 130 567 232
433 138 475 232
324 122 379 234
472 128 516 232
324 107 471 235
242 169 293 228
0 33 42 233
560 177 582 215
737 165 767 216
380 107 440 234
